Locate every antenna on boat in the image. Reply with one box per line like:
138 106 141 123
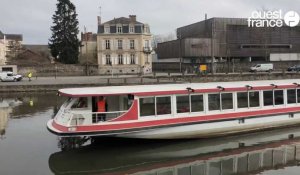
186 87 194 93
270 84 278 88
217 86 225 91
245 85 253 90
293 82 300 86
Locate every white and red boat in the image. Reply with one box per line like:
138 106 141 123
47 79 300 139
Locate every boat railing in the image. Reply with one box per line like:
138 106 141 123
68 111 127 126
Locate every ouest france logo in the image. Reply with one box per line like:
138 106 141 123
248 10 300 27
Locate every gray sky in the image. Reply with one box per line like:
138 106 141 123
1 0 300 44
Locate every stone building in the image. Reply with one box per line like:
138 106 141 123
0 30 23 65
0 31 6 64
97 15 152 74
80 32 97 64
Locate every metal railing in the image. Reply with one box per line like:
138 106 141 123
69 110 127 126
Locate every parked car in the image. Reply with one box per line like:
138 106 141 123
250 63 273 72
0 72 22 82
287 65 300 72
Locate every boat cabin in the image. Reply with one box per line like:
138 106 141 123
48 79 300 138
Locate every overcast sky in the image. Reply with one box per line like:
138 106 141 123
1 0 300 44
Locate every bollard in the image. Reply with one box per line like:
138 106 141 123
107 78 110 85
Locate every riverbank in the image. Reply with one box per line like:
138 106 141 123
1 72 300 93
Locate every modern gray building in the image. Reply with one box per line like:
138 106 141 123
157 17 300 63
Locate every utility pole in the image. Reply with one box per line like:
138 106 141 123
84 26 88 76
178 30 182 73
211 19 215 74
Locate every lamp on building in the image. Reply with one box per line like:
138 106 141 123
217 86 225 91
186 87 194 93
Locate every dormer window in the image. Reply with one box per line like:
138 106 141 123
117 25 122 33
104 26 110 33
129 25 134 33
144 26 149 33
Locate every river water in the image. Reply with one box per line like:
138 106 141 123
1 92 300 175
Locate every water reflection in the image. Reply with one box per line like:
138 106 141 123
0 98 22 139
49 127 300 175
0 92 65 138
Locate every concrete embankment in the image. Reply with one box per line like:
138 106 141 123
1 72 300 93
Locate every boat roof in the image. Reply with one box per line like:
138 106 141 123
58 79 300 97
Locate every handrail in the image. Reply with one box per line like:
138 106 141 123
68 110 128 127
68 110 128 115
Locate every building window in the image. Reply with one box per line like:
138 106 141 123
287 89 296 104
104 26 110 33
117 26 122 33
145 40 150 47
191 95 203 112
156 96 171 115
118 54 123 64
105 54 111 65
129 26 134 33
117 40 123 50
105 40 110 50
176 95 190 113
130 40 135 49
130 54 135 64
139 97 155 117
144 26 149 33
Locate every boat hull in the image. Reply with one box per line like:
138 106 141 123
47 112 300 139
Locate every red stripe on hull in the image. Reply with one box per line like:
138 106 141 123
51 106 300 133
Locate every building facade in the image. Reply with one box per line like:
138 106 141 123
0 30 23 65
0 31 6 65
157 18 300 63
97 15 152 74
80 32 97 64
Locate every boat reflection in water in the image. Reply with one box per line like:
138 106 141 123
49 127 300 175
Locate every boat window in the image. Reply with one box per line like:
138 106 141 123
221 93 233 110
156 96 171 115
297 89 300 103
176 95 190 113
249 91 260 107
139 97 155 117
63 97 72 107
263 91 273 106
208 94 220 111
237 92 248 108
71 97 88 108
191 95 204 112
274 90 284 105
287 89 296 104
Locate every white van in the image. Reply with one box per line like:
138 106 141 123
0 72 22 82
250 64 273 72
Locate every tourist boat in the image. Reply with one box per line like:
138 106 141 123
47 79 300 139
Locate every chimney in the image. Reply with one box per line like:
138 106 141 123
129 15 136 22
97 16 101 25
205 13 207 20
